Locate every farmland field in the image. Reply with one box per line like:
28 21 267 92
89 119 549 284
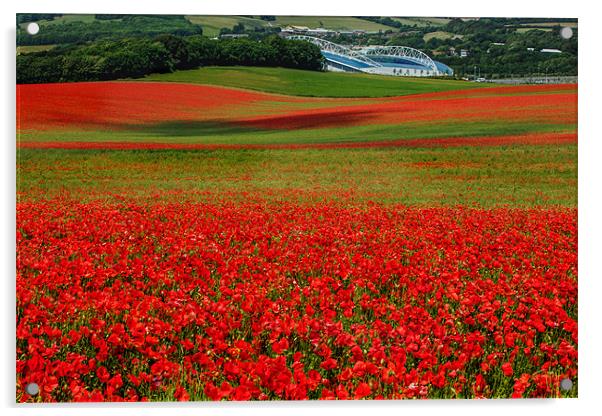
184 16 393 37
16 44 57 54
141 66 488 97
16 68 577 402
18 14 97 29
36 14 98 26
515 28 554 33
184 16 270 38
518 22 578 28
391 17 451 27
423 31 463 41
271 16 391 32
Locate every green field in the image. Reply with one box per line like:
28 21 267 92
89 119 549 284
142 66 485 98
17 144 576 207
272 16 391 31
516 27 553 33
35 14 98 26
18 14 97 29
519 22 578 28
186 15 392 36
20 120 572 146
424 31 463 41
16 44 56 54
185 15 269 37
391 17 451 27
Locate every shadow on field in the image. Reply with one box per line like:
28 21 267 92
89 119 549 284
238 109 378 130
118 109 377 137
121 120 266 137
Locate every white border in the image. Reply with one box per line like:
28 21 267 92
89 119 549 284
3 1 600 415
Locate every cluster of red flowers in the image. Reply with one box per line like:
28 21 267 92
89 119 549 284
17 82 295 131
16 200 577 401
16 82 576 132
239 89 577 130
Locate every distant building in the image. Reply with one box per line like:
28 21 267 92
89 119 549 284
285 35 454 77
307 28 335 36
460 49 469 57
527 47 535 51
541 48 562 54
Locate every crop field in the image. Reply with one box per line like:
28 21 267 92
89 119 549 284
519 22 578 28
390 17 451 27
423 31 463 41
183 16 393 37
18 14 97 29
515 28 554 33
142 66 488 97
16 69 577 402
184 16 270 38
271 16 391 32
16 44 57 54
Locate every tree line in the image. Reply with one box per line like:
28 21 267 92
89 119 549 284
17 15 203 46
17 34 325 84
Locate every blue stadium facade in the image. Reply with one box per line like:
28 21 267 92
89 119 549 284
288 35 453 77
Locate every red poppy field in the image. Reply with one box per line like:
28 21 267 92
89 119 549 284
16 74 577 401
17 81 576 146
17 82 576 132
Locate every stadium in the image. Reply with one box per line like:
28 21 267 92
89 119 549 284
286 35 453 77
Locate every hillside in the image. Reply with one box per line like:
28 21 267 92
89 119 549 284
142 66 486 98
